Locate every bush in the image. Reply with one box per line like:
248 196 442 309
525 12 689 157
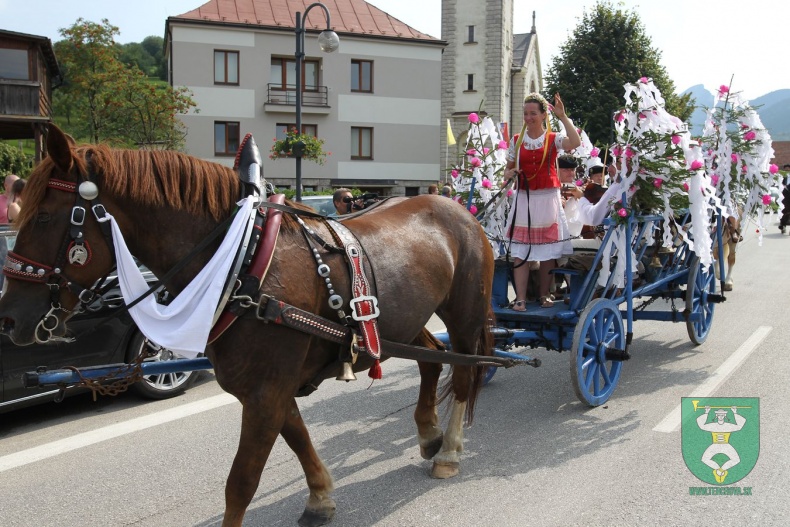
0 142 33 178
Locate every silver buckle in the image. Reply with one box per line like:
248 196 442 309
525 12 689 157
349 295 380 322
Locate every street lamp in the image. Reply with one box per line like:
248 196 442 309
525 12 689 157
294 2 339 202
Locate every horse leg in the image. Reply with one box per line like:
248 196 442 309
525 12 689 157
414 360 444 460
430 398 467 479
724 241 736 291
280 398 336 527
222 402 287 527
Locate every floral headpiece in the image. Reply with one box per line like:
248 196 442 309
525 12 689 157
523 92 550 113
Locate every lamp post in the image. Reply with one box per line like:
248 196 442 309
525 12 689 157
294 2 339 202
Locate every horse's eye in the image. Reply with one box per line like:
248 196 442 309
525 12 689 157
36 212 52 224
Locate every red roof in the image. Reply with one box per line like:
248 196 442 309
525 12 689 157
170 0 438 41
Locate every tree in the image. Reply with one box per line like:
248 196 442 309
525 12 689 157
0 142 32 178
52 19 195 149
544 1 694 146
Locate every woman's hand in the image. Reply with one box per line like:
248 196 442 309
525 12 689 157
553 93 567 119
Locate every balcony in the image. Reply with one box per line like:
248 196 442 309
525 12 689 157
264 83 331 115
0 80 51 118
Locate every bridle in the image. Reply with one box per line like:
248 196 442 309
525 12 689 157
2 172 116 343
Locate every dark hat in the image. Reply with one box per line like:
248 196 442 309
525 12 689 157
589 165 605 176
557 155 577 169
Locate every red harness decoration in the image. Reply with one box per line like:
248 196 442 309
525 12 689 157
207 194 285 343
327 220 383 379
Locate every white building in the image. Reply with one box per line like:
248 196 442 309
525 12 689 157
441 1 543 173
165 0 446 196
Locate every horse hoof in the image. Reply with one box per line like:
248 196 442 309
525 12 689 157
298 506 335 527
420 436 443 460
430 461 460 479
723 283 733 291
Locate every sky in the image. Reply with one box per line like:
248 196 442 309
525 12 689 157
1 0 787 101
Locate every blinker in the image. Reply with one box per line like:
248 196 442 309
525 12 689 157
78 181 99 200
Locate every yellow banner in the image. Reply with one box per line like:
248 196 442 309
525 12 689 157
446 119 456 145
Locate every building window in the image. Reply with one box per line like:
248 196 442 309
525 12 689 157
214 121 240 155
351 60 373 92
275 123 318 140
270 58 319 90
467 25 475 43
405 187 419 196
214 50 239 85
0 49 29 80
467 74 474 91
351 127 373 160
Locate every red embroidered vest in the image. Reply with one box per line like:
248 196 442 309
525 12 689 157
515 132 559 191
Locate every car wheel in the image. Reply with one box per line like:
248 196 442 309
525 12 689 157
125 331 201 399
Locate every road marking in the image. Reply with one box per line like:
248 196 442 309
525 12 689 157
653 325 771 433
0 393 237 473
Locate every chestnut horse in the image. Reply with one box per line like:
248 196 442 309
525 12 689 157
0 126 495 526
712 206 743 292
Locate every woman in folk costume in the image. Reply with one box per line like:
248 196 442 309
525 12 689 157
504 92 581 310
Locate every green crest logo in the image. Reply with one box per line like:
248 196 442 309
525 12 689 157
681 397 759 485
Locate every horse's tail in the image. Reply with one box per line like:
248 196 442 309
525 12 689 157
465 303 495 424
435 303 495 425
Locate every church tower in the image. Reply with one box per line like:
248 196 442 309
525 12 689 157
441 0 514 172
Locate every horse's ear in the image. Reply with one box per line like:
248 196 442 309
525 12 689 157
46 124 74 173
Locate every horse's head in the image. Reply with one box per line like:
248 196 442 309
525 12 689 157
0 125 116 345
723 214 743 245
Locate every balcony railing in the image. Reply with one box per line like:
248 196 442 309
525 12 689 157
0 80 49 118
266 84 328 107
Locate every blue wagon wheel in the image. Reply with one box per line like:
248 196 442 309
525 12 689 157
686 256 716 345
570 298 625 406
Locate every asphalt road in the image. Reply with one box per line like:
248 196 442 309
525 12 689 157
1 213 788 527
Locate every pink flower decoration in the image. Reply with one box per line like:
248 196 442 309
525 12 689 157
625 147 635 159
468 113 480 124
743 130 756 141
629 186 636 193
682 182 689 192
506 189 514 197
466 148 476 156
451 169 459 178
769 164 779 174
615 113 625 123
575 179 584 187
671 135 681 145
612 146 622 157
469 204 478 214
742 165 748 173
690 160 704 170
740 123 749 129
590 147 600 157
639 77 649 83
618 208 628 217
638 112 647 120
710 174 719 185
731 153 739 163
718 85 729 95
653 179 663 189
469 157 482 167
497 140 508 150
762 194 772 205
483 147 490 155
481 178 492 188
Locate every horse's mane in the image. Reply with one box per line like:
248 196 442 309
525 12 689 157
18 144 241 229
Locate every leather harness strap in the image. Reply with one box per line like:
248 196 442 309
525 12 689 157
208 194 286 343
325 220 382 369
252 295 519 368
